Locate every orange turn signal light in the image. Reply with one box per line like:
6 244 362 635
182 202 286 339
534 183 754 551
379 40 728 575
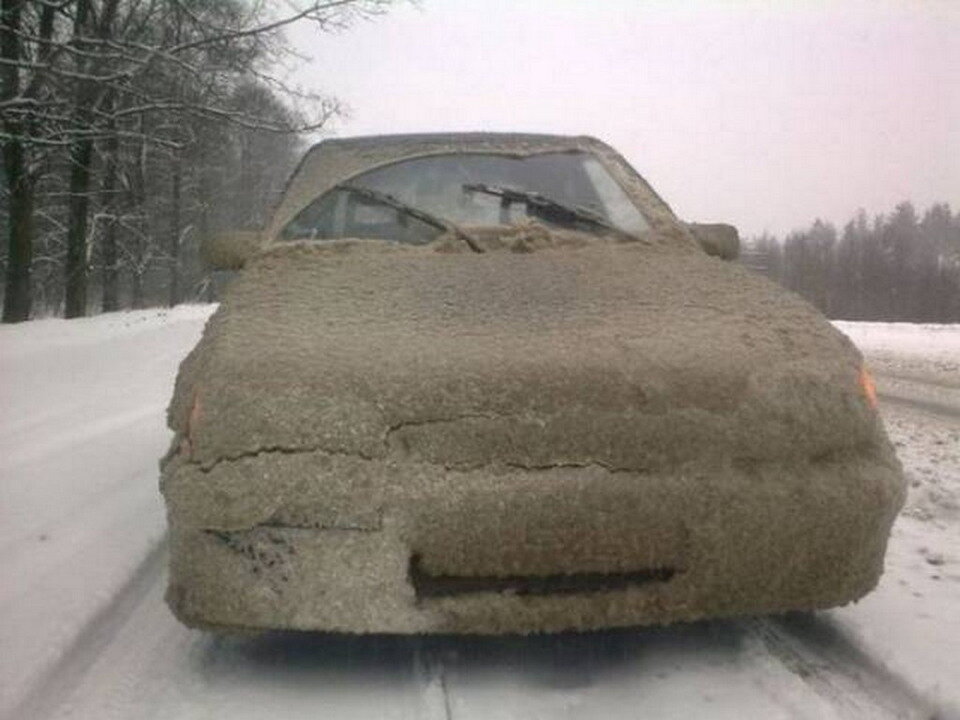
859 366 878 410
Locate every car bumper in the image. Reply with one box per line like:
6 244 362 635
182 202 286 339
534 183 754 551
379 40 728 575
163 447 904 634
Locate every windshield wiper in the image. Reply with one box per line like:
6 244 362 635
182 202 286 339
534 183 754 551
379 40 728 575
462 183 621 235
335 184 483 253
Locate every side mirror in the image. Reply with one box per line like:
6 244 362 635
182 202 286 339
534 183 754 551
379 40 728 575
686 223 740 260
200 230 262 270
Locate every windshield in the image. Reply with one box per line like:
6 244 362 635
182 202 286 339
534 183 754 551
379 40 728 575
278 151 649 244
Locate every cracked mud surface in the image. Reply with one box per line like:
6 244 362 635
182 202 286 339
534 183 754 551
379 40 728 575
160 237 903 634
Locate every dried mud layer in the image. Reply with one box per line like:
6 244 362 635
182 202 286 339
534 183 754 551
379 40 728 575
160 235 905 634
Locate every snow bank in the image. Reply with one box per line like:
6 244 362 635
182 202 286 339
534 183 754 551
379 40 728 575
832 321 960 361
829 322 960 712
0 305 215 715
0 304 216 361
832 321 960 389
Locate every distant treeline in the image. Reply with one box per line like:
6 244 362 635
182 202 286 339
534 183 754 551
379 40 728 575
745 202 960 323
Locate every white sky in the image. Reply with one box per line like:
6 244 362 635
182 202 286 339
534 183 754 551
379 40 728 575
288 0 959 237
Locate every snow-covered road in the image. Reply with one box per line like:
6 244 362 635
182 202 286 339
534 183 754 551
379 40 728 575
1 307 957 720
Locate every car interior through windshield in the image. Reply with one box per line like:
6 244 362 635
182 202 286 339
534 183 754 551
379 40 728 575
278 151 649 244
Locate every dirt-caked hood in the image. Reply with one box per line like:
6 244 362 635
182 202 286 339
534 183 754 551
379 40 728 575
167 236 884 474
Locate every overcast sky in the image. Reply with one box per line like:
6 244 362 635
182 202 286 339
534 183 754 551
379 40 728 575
288 0 958 237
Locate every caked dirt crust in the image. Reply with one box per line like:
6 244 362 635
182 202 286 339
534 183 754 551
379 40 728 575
161 233 905 634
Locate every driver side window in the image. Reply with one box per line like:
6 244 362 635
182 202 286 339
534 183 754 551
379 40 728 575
279 191 341 241
278 189 441 245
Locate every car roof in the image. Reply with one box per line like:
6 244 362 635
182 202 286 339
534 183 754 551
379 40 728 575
314 132 593 152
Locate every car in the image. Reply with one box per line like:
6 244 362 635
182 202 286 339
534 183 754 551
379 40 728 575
160 132 905 634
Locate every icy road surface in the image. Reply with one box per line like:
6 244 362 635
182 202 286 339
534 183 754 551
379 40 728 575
1 306 957 720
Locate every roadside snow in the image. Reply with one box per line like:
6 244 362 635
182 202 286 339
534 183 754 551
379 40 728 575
832 401 960 712
833 320 960 388
832 321 960 362
886 409 960 525
0 305 215 716
830 322 960 713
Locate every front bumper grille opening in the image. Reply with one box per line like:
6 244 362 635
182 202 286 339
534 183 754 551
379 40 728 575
409 554 677 599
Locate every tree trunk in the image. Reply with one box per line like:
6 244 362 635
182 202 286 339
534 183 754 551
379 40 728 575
131 267 144 309
63 0 93 318
1 0 31 323
2 139 33 323
238 134 253 226
127 128 149 310
64 138 94 318
168 155 182 307
100 122 120 312
197 154 214 302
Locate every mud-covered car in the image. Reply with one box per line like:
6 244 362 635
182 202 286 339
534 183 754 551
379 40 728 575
161 133 905 634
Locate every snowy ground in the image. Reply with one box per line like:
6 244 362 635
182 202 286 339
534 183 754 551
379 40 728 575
834 320 960 419
1 306 957 719
829 321 960 717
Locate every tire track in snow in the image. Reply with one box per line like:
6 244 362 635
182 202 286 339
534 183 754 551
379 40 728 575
5 538 167 720
0 405 164 471
877 391 960 420
413 644 455 720
874 372 960 420
748 614 945 720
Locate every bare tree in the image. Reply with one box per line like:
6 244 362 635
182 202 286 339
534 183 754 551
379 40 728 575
2 0 58 322
2 0 394 321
